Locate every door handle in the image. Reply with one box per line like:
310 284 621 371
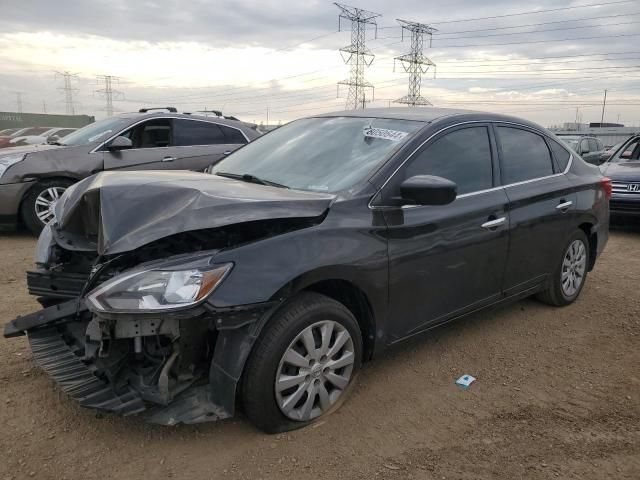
223 151 232 155
556 200 573 211
481 217 506 230
162 156 176 162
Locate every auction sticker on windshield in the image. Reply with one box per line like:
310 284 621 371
363 126 409 141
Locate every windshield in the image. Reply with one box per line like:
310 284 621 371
610 137 639 163
211 116 423 193
60 117 129 146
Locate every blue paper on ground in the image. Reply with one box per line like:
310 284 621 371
455 374 476 389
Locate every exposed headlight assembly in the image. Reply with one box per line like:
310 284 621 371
87 260 232 313
0 153 26 179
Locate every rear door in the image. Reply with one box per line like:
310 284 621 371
171 119 248 171
380 124 510 341
495 125 576 296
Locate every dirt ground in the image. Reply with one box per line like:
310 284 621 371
0 223 639 480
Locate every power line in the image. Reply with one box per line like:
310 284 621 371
430 32 640 49
121 50 640 107
335 2 382 109
393 19 437 106
431 19 640 42
433 10 640 36
378 0 637 28
435 50 640 65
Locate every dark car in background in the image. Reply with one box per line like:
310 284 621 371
4 108 609 433
0 108 259 233
559 135 607 165
600 134 640 217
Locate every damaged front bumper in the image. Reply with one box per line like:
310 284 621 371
4 298 275 425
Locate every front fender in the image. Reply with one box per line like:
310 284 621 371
204 203 389 414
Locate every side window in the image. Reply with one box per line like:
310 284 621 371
619 139 640 159
120 119 172 149
219 125 247 144
588 138 599 152
404 126 493 195
173 119 225 146
548 139 571 172
497 127 554 184
580 139 590 154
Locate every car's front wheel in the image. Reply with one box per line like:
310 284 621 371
21 179 74 234
538 229 590 306
242 292 362 433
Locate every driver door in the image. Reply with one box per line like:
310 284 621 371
103 118 178 171
376 124 510 342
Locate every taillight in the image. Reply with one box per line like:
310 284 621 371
601 177 612 200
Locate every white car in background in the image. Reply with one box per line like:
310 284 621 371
8 127 77 147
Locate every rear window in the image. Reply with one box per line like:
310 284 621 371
219 125 247 144
497 127 554 184
548 139 571 172
173 119 225 146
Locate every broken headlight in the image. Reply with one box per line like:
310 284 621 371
86 262 232 313
0 153 26 179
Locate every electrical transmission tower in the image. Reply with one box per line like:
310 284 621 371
95 75 124 117
15 92 24 113
335 3 381 110
394 19 437 107
55 71 79 115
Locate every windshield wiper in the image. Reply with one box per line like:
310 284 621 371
215 172 289 189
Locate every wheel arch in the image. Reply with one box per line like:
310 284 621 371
301 279 376 362
208 271 380 417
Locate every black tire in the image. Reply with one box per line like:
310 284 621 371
537 229 590 307
242 292 363 434
21 179 74 234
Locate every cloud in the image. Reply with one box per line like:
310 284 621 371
1 0 639 125
468 87 499 93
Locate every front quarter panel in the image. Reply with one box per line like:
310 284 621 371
207 197 389 334
204 196 389 415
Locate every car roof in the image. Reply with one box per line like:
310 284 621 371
313 107 548 132
113 111 255 129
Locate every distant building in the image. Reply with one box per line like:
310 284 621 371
0 112 94 130
549 123 639 147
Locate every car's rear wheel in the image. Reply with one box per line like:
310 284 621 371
242 292 362 433
21 179 74 234
537 230 590 306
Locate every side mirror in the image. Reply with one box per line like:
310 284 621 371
46 135 60 144
400 175 457 206
106 136 133 150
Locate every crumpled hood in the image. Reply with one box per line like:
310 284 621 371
600 162 640 182
54 171 335 255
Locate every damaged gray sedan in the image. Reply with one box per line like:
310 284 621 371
4 108 609 433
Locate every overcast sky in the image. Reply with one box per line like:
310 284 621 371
1 0 639 126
